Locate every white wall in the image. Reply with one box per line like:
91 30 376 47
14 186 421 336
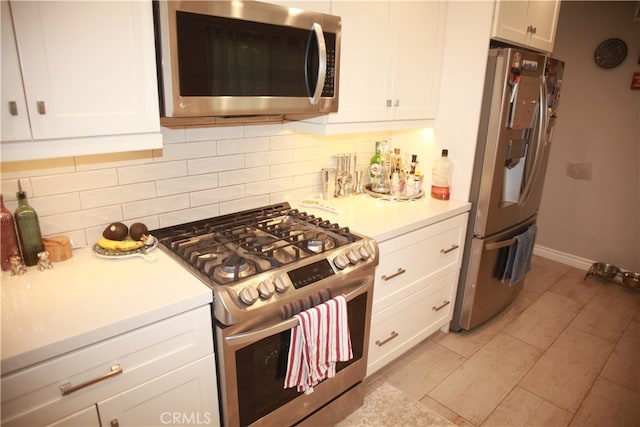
536 1 640 272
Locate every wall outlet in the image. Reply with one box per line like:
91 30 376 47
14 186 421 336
566 162 592 180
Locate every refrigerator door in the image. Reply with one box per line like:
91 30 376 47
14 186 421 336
452 215 536 331
472 48 550 238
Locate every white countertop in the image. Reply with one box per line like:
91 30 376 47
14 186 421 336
1 195 469 376
1 246 212 375
292 195 471 242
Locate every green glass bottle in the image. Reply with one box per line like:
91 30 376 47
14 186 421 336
14 181 44 266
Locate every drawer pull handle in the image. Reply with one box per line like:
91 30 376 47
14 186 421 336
9 101 18 116
36 101 46 115
381 268 406 281
111 420 120 427
60 364 123 396
440 244 459 254
432 300 451 312
375 331 399 347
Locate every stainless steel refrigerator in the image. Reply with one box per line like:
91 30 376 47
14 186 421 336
450 47 564 332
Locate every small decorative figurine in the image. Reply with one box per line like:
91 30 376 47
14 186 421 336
9 255 26 275
37 251 53 271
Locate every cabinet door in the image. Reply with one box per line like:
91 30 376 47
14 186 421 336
46 406 100 427
326 1 389 123
386 1 446 120
1 1 31 141
97 356 220 427
525 0 560 52
9 1 160 140
492 0 529 45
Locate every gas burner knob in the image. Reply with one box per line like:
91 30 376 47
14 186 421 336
358 244 371 260
347 249 360 265
239 286 259 305
274 275 290 293
258 280 276 299
333 254 349 270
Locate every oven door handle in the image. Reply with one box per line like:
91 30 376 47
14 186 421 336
225 278 371 348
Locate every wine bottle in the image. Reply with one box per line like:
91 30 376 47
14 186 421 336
0 195 21 271
14 181 44 266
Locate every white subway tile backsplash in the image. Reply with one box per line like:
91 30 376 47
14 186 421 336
188 155 244 175
190 185 245 207
40 205 123 236
75 150 154 171
157 174 219 197
81 182 157 209
32 169 118 196
217 137 269 155
118 161 187 185
245 149 293 168
122 194 189 219
220 195 271 215
158 204 221 228
154 140 217 162
219 166 269 186
0 125 414 241
246 177 292 196
271 160 314 178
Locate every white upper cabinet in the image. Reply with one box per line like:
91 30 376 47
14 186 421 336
1 1 162 162
288 1 446 134
491 0 561 53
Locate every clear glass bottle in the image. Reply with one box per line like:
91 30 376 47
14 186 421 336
1 195 21 271
14 182 44 266
431 149 453 200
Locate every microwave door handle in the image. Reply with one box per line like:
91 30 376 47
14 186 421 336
306 22 327 105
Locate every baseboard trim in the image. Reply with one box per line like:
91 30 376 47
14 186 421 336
533 245 594 271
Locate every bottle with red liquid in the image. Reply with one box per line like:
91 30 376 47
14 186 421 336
1 194 21 271
431 149 453 200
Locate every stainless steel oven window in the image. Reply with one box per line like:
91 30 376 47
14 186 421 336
234 293 367 426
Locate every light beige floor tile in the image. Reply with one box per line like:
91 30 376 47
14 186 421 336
385 339 466 401
519 327 614 413
569 283 639 342
549 268 601 307
418 395 476 427
503 291 581 350
569 377 640 427
600 320 640 393
428 333 542 425
481 386 572 427
436 293 531 358
521 257 572 301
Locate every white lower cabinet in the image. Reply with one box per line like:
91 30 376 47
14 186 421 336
1 305 220 427
367 213 468 375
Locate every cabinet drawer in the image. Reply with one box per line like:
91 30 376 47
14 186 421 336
374 214 466 307
367 273 457 375
1 305 213 426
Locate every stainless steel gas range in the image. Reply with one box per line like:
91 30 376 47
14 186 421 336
152 203 379 426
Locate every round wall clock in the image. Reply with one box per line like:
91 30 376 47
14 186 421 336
594 38 627 68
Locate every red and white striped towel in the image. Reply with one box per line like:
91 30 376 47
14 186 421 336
284 294 353 394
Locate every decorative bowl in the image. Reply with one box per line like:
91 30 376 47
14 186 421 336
592 262 620 279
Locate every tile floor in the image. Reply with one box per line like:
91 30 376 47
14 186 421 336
362 256 640 427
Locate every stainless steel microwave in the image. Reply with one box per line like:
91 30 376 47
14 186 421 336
153 1 341 120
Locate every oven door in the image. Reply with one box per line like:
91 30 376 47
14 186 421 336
216 277 372 427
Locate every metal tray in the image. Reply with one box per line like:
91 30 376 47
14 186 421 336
363 184 424 201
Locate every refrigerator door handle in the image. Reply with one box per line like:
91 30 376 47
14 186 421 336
519 79 549 205
485 238 516 251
